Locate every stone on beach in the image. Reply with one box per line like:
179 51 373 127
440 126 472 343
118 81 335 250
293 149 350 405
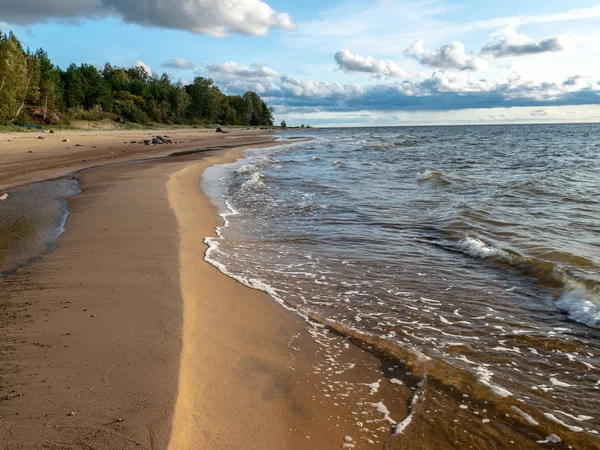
0 193 8 201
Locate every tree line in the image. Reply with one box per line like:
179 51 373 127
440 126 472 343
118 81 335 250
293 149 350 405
0 31 274 127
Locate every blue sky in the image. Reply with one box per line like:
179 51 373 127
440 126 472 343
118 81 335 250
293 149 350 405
2 0 600 126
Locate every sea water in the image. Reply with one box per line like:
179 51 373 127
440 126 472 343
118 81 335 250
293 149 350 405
203 124 600 448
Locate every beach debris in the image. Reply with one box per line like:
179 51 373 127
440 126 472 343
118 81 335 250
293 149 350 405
148 136 174 145
0 193 8 201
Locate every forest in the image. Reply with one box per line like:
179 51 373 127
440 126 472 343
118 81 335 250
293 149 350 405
0 31 274 127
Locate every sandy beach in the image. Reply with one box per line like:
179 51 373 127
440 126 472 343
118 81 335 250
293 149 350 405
0 129 413 449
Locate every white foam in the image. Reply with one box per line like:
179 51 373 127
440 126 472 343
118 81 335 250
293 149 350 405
555 288 600 329
365 380 381 395
544 413 584 433
549 378 573 388
459 237 511 260
439 315 454 325
241 172 265 190
511 406 539 426
370 401 397 425
553 410 593 422
537 434 561 444
394 384 423 435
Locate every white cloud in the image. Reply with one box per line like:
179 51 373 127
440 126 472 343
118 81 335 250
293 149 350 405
405 39 487 71
161 57 195 70
449 5 600 34
334 49 405 78
0 0 295 37
206 61 279 80
133 60 152 76
529 108 556 117
481 28 567 57
279 75 365 98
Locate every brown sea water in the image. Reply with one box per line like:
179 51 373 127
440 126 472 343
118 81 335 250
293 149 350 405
203 124 600 448
0 178 79 275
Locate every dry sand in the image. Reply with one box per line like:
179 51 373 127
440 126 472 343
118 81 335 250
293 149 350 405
0 127 275 190
0 129 413 449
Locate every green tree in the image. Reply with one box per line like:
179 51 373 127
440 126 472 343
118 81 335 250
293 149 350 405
0 32 29 122
169 83 190 123
0 30 276 127
37 49 63 120
186 77 218 123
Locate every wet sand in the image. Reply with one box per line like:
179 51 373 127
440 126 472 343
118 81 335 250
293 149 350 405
0 133 413 449
0 127 276 190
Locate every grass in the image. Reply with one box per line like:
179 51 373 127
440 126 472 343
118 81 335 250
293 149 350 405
0 124 37 133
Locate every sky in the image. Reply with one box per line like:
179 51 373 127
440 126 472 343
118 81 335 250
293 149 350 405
2 0 600 127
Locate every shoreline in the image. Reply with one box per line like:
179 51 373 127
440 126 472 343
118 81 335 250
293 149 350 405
0 127 277 190
166 150 414 449
0 135 413 449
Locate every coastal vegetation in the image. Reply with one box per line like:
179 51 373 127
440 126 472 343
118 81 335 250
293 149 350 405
0 31 274 128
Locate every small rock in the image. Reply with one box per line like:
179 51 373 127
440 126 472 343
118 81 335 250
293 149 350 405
90 314 97 318
63 139 70 143
38 136 44 140
75 144 82 147
67 411 77 417
130 141 137 144
50 130 54 134
0 193 8 201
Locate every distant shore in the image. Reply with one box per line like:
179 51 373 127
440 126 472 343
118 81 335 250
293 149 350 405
0 128 410 449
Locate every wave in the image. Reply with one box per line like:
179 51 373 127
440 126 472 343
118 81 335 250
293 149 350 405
456 236 600 328
241 172 265 190
556 285 600 328
458 237 514 260
235 164 256 175
416 169 452 185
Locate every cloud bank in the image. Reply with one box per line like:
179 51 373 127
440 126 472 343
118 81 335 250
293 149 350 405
0 0 295 36
405 39 487 71
214 63 599 114
406 29 566 72
206 62 279 80
334 49 405 78
480 28 567 57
